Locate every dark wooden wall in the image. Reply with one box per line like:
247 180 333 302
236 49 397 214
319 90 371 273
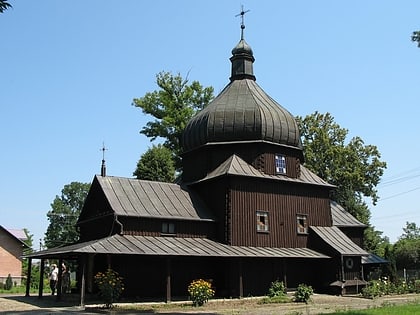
121 217 215 239
228 178 331 247
182 142 303 182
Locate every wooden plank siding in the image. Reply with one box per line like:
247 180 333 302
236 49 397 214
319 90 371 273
228 178 332 247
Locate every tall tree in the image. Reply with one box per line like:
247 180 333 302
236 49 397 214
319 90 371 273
133 71 214 170
0 0 11 13
393 222 420 270
44 182 90 248
133 144 175 182
296 111 387 224
412 31 420 47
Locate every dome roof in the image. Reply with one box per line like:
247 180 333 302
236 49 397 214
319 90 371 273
181 79 302 152
181 35 302 154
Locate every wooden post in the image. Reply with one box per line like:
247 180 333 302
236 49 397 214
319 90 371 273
80 255 86 307
238 259 243 298
282 259 288 290
25 258 32 297
166 258 172 303
38 259 45 299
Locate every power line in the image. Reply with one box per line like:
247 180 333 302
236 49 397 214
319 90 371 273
379 186 420 201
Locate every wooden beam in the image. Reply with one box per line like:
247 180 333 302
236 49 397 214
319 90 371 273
238 259 243 298
166 258 172 303
25 258 32 297
38 259 45 299
80 255 86 306
282 259 288 289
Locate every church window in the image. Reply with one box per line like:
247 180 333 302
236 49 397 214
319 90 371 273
256 211 269 232
275 154 286 174
162 222 175 235
297 214 308 234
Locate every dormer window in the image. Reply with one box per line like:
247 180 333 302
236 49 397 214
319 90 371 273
275 154 286 174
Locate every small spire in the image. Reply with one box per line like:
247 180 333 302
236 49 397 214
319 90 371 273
230 6 255 81
235 5 250 40
100 142 107 177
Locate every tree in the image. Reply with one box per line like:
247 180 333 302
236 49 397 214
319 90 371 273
393 222 420 270
44 182 90 248
133 144 175 182
0 0 11 13
363 226 390 257
132 71 214 170
412 31 420 47
296 112 387 224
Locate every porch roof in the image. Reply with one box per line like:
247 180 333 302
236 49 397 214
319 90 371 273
25 234 329 260
310 226 369 256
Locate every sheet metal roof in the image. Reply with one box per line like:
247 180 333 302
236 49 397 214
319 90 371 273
25 234 330 260
95 175 215 221
362 253 388 265
192 154 334 188
310 226 369 256
330 201 367 228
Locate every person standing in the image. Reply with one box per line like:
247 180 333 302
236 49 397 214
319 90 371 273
49 264 59 295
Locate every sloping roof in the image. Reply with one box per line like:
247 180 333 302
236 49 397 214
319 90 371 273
93 175 215 221
25 234 329 260
310 226 369 256
192 154 334 188
362 253 388 265
0 226 29 248
330 201 367 228
6 228 28 241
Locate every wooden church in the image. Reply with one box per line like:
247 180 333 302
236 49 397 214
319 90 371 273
27 18 378 303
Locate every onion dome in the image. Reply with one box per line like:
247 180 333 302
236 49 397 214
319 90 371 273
181 26 302 154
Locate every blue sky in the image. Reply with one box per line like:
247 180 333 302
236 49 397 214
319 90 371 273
1 1 419 247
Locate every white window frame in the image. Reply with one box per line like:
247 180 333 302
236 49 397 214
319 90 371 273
256 211 269 232
275 154 287 174
297 214 308 234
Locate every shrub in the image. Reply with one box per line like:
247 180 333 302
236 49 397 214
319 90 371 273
362 280 383 298
410 280 420 293
268 280 286 298
294 283 313 303
94 269 124 308
187 279 215 306
5 274 13 290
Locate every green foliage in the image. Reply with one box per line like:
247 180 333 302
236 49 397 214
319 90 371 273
293 284 313 303
0 0 11 13
133 71 214 170
187 279 215 307
267 280 286 298
412 31 420 47
361 277 412 299
363 227 390 257
259 295 291 304
5 274 13 290
44 182 90 248
94 269 124 309
133 144 175 182
393 222 420 270
296 112 386 225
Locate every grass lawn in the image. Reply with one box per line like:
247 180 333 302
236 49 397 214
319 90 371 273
324 302 420 315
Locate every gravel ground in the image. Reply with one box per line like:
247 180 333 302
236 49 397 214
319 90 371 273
0 293 419 315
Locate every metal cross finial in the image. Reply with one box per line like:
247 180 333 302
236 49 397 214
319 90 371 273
101 142 108 161
235 5 250 40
